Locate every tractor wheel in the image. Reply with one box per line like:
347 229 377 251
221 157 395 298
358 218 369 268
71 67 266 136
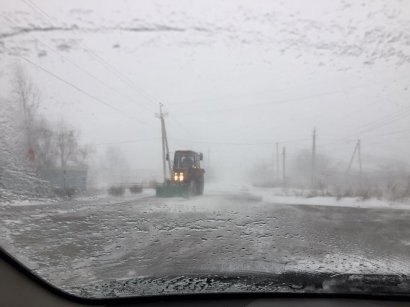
197 176 204 195
188 181 197 197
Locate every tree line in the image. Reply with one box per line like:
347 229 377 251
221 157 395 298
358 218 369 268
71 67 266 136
13 64 92 172
0 64 91 201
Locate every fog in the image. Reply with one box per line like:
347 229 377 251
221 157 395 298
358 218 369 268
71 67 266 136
3 2 410 298
1 0 410 188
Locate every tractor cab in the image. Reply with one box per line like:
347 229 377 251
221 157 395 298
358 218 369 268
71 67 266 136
157 150 205 197
171 150 204 185
173 150 203 170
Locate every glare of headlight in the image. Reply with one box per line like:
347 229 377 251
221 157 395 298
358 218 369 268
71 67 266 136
174 174 178 181
179 172 184 182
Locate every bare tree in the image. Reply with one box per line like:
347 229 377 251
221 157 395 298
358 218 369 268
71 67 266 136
3 64 93 198
32 118 56 169
75 145 94 166
53 122 93 169
103 147 130 184
0 96 51 200
55 122 78 169
12 64 40 150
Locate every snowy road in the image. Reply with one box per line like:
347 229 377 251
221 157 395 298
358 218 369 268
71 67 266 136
1 188 410 294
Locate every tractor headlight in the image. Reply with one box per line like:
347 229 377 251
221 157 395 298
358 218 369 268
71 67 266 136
174 173 178 181
179 172 184 182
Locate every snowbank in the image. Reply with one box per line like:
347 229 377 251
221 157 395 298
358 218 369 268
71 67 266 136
206 181 410 210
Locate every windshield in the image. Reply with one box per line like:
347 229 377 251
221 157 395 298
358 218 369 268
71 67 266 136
174 152 196 169
1 0 410 299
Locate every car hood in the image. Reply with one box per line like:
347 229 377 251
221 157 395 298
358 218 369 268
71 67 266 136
66 271 410 298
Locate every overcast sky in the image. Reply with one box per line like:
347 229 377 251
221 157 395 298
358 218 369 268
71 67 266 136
1 0 410 179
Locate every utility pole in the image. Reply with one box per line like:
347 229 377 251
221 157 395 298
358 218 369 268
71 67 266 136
156 103 172 183
311 127 316 189
276 142 280 181
272 148 275 185
346 139 363 186
357 139 362 177
282 146 286 187
208 148 211 169
346 140 359 175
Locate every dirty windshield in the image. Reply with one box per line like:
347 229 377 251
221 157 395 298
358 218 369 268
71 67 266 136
1 0 410 299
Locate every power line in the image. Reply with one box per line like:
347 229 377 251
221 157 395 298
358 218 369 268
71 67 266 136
85 135 313 148
14 2 163 128
174 89 352 117
359 135 410 146
169 72 410 108
19 0 410 143
170 137 310 146
347 96 410 134
20 0 195 136
8 10 192 142
315 104 410 147
17 55 154 127
163 108 198 139
376 127 410 137
315 124 410 153
91 138 160 146
31 23 410 139
20 0 158 109
16 0 410 148
335 106 410 142
355 110 410 135
170 75 410 118
4 15 156 115
85 50 159 106
173 139 273 146
22 0 55 21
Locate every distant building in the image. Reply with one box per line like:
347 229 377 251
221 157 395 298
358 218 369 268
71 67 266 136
37 166 87 194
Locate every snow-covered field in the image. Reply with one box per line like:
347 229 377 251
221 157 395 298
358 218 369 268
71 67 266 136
207 181 410 210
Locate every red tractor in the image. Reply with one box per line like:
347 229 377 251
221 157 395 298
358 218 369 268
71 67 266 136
156 150 205 197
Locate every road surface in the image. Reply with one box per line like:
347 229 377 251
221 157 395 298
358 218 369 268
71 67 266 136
1 188 410 295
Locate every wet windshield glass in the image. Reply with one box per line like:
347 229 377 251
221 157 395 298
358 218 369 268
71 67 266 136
1 0 410 299
174 153 195 169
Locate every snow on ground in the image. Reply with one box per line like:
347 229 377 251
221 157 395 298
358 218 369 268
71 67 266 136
4 187 155 207
253 187 410 210
2 183 410 297
5 198 59 207
74 188 156 203
206 181 410 210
